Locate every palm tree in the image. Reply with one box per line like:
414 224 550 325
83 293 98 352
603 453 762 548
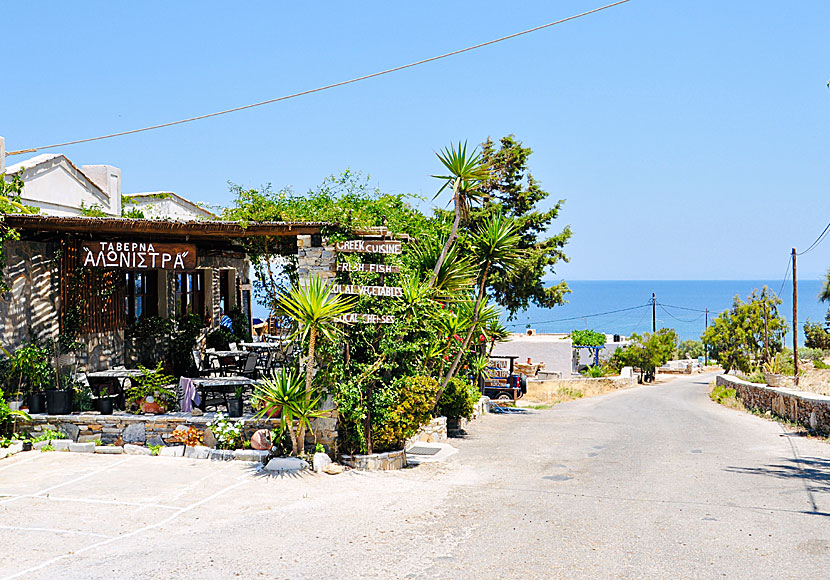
277 277 356 395
430 142 490 285
437 212 521 400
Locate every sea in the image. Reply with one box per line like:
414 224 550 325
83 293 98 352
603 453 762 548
502 280 827 345
251 279 827 346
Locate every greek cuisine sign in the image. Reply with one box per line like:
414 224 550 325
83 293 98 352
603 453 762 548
81 242 197 270
334 239 401 254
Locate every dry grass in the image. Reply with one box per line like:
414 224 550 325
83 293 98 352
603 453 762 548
522 377 633 406
793 369 830 396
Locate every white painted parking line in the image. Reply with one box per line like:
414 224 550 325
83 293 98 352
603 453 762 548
0 457 134 506
1 479 249 580
0 495 180 511
0 453 43 472
0 525 115 539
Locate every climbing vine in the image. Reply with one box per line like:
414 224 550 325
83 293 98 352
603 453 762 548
1 172 39 293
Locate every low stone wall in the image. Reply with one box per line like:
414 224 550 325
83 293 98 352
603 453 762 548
408 416 447 445
340 449 406 471
525 375 634 402
25 410 338 452
716 374 830 436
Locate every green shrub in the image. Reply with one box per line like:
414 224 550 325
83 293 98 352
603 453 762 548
372 375 439 452
581 364 611 378
438 377 478 422
710 385 737 405
206 327 236 351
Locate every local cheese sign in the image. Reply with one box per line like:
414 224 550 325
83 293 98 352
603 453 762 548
335 239 401 254
82 242 197 270
335 313 396 324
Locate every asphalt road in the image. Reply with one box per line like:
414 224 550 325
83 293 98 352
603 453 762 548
1 372 828 579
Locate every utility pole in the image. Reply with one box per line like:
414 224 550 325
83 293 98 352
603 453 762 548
792 248 799 385
704 308 709 366
652 293 656 333
763 300 769 363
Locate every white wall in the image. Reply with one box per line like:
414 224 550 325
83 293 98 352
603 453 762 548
8 155 111 216
491 333 631 377
125 193 214 220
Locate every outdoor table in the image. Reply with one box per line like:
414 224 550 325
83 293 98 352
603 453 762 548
205 349 245 358
190 376 257 412
87 369 143 409
239 342 284 351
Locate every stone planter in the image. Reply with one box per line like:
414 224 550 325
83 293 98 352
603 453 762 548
45 389 73 415
764 373 785 388
340 449 407 471
27 392 47 414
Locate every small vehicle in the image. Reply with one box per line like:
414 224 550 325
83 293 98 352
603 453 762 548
483 355 527 401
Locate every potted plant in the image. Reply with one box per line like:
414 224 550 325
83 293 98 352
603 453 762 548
93 395 115 415
125 363 176 414
763 354 785 387
227 384 244 418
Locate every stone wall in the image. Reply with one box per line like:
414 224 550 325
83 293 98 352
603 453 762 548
525 375 635 402
340 449 406 470
0 240 61 350
716 374 830 436
26 410 339 452
296 235 335 281
408 416 447 445
77 330 126 372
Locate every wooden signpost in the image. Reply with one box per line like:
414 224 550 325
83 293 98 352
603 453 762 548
335 313 395 324
332 284 402 298
335 239 401 254
81 241 196 270
336 262 400 274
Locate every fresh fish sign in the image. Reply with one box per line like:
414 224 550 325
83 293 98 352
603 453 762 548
81 242 196 270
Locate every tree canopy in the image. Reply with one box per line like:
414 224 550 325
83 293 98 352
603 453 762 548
701 288 786 374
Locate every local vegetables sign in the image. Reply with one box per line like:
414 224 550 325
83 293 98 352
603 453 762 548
331 284 403 298
335 237 401 324
82 242 196 270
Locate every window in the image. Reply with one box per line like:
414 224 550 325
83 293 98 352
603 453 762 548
174 271 205 320
125 271 158 323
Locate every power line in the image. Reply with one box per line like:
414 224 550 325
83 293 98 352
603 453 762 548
507 302 650 328
657 302 707 313
6 0 632 157
797 220 830 256
658 304 704 324
776 254 792 298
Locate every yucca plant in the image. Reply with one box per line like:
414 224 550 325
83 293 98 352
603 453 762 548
430 141 490 284
277 277 356 395
409 236 474 300
252 368 306 456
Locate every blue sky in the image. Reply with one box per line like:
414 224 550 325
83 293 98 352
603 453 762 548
3 1 829 280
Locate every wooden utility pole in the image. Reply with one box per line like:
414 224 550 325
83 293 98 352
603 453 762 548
704 308 709 366
763 300 769 363
652 293 656 333
792 248 799 385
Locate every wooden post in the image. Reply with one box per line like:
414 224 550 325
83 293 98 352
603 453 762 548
763 300 769 363
704 308 709 366
792 248 799 385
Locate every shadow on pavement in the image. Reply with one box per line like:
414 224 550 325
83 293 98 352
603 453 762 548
725 456 830 494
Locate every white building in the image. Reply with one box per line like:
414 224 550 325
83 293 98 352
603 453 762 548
2 145 212 221
123 192 216 221
491 331 630 378
4 153 121 217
